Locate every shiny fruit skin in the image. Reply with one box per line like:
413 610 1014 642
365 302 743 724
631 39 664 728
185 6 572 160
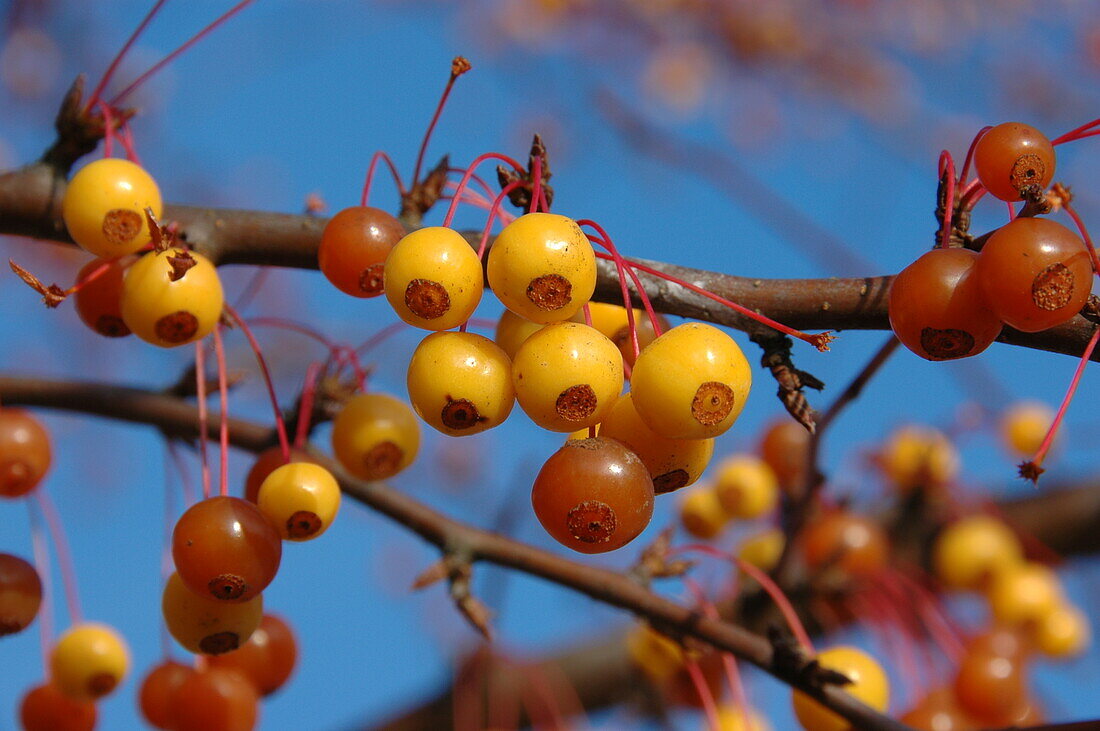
953 629 1030 726
973 122 1055 202
383 226 483 331
244 445 314 503
49 621 130 701
801 510 889 579
318 205 405 297
487 212 596 323
791 646 889 731
493 309 543 360
0 552 41 637
330 392 420 481
713 454 779 518
899 686 977 731
62 158 162 257
73 257 131 337
679 487 728 540
531 437 654 553
165 666 260 731
172 496 282 602
208 613 297 696
139 660 196 729
598 392 713 494
570 301 666 370
974 217 1091 333
257 462 342 541
0 408 51 498
932 515 1022 591
120 248 225 347
630 323 751 440
889 248 1002 361
162 572 263 654
19 682 97 731
512 322 623 432
878 425 959 492
406 331 515 436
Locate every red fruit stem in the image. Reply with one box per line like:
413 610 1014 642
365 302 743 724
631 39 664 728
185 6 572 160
539 187 550 214
194 340 212 500
889 569 964 663
1051 117 1100 146
109 0 258 106
248 316 336 349
517 663 569 730
620 255 835 351
35 490 82 625
447 168 498 206
1060 201 1100 276
957 126 992 186
442 152 525 228
85 0 171 110
64 258 113 297
231 268 270 312
223 304 292 461
957 179 987 211
529 154 542 215
295 362 322 449
355 321 408 355
411 62 469 186
119 121 142 165
586 239 639 358
212 325 230 497
1007 201 1017 222
360 150 407 206
166 437 195 507
581 218 664 338
582 303 592 327
937 150 956 248
684 656 722 730
476 180 524 261
26 499 53 670
97 101 117 158
853 591 916 705
1025 325 1100 477
686 577 751 727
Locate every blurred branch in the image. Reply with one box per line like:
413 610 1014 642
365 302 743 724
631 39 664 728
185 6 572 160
2 162 1100 362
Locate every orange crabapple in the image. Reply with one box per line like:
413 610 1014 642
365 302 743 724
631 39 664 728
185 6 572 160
877 424 959 492
165 666 260 731
758 417 810 491
257 461 341 541
953 628 1031 726
49 621 130 701
162 572 264 655
330 392 420 481
597 392 714 494
208 613 298 696
630 322 751 440
791 646 889 731
569 301 667 370
531 436 653 553
73 257 131 337
243 445 314 503
678 486 728 540
486 212 596 323
932 514 1023 591
0 407 52 499
493 308 544 360
61 157 162 257
973 122 1056 202
974 217 1092 333
899 686 977 731
120 247 224 347
800 509 889 580
0 552 41 637
317 205 406 297
172 495 282 602
888 248 1002 361
383 226 483 331
712 454 779 519
512 321 623 432
19 682 97 731
1000 400 1055 458
406 331 515 436
139 660 195 729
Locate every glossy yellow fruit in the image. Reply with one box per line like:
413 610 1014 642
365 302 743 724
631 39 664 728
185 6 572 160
933 515 1022 591
493 309 544 360
738 529 786 573
714 455 779 519
1034 603 1090 658
631 323 751 439
625 624 685 682
383 226 483 330
257 462 341 541
1000 401 1055 458
791 646 889 731
407 331 514 436
679 487 728 540
487 212 596 323
598 392 713 493
120 248 224 347
716 705 772 731
987 562 1063 627
62 158 162 257
162 572 263 655
878 425 959 491
50 622 130 701
331 393 420 481
570 302 664 370
512 322 623 432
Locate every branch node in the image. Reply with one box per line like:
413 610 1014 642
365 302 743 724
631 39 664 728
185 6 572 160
496 133 554 210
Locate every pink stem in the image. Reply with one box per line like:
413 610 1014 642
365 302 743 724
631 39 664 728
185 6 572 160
411 64 468 186
684 658 722 729
529 154 542 215
86 0 172 109
443 153 525 228
98 101 115 158
1052 118 1100 146
685 578 751 726
361 150 407 205
1061 201 1100 277
223 304 291 461
26 499 53 670
295 362 322 449
35 490 82 625
212 325 230 497
194 340 212 499
937 150 956 248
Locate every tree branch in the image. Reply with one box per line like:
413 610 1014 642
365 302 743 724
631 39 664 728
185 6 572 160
2 163 1099 362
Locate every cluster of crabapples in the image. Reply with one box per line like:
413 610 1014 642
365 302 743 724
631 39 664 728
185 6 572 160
317 202 753 554
889 122 1093 361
